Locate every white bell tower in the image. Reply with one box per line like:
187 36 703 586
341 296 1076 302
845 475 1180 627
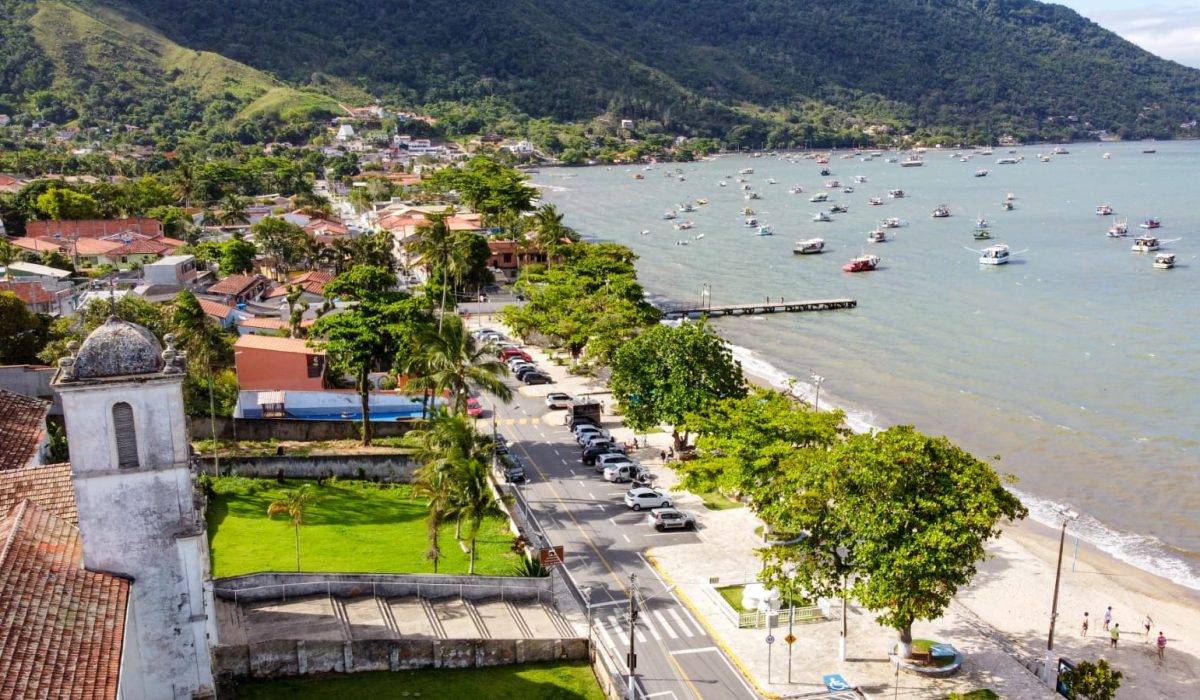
54 317 214 700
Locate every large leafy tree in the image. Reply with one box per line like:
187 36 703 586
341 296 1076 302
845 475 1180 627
610 320 747 450
250 216 307 280
169 291 235 466
35 187 99 220
1059 659 1123 700
308 266 430 445
760 425 1027 658
219 236 257 275
0 292 47 364
424 156 537 225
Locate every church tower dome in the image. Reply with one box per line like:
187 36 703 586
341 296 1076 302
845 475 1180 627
71 316 165 379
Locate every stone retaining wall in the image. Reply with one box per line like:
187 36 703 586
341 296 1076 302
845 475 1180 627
200 453 417 481
213 572 555 603
189 415 414 442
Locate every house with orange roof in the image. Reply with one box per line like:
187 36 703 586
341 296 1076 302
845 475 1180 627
196 297 239 329
0 280 73 316
205 273 273 304
234 334 327 391
0 388 50 472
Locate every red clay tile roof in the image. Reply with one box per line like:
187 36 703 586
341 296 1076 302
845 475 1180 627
197 298 234 320
8 237 61 253
0 463 77 525
70 239 123 256
264 271 334 298
207 274 265 296
0 501 128 700
0 389 49 472
24 217 163 239
0 281 58 306
105 239 169 256
234 334 324 354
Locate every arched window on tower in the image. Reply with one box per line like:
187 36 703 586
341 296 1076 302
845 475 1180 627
112 402 139 469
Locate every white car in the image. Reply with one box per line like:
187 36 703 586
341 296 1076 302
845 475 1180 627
575 426 607 444
582 434 616 449
597 453 636 468
624 487 672 511
545 392 573 409
604 464 650 483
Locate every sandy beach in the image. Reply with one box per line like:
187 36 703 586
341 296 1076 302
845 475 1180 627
479 312 1199 697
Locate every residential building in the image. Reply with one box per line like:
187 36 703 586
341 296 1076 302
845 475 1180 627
196 297 239 329
0 364 59 414
205 273 272 305
143 254 199 287
234 334 326 391
0 279 75 316
486 238 549 281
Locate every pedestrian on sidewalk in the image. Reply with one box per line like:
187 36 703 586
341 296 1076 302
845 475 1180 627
1144 614 1153 641
1110 623 1120 649
1103 606 1113 631
1081 611 1089 636
1156 632 1167 662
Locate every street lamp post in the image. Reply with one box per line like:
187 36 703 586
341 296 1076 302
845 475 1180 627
809 370 825 412
1043 508 1078 684
701 283 711 311
626 573 638 700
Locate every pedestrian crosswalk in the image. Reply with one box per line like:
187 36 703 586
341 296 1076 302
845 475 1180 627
592 605 704 651
479 417 543 426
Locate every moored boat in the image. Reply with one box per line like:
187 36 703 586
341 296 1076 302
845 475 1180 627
1132 235 1159 252
757 225 774 236
1107 218 1129 237
1154 253 1175 269
809 192 829 202
881 217 902 228
830 204 848 214
1001 200 1014 211
973 227 992 240
868 197 883 206
842 254 880 272
1140 217 1162 229
662 211 676 220
975 169 989 177
931 204 951 218
793 238 825 255
813 211 832 222
888 189 905 198
744 217 759 227
745 192 762 200
1096 203 1113 216
867 228 889 243
978 244 1011 265
789 185 804 194
900 156 924 167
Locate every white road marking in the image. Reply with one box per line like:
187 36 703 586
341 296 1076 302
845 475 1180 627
667 608 694 637
623 534 631 543
641 692 680 698
652 610 678 639
561 459 568 465
588 492 597 500
568 469 576 476
669 647 719 655
596 616 621 657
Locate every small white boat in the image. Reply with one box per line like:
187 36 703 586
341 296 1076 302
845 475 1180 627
639 229 651 236
854 175 867 183
741 207 756 215
744 217 759 227
971 243 1024 265
696 198 709 205
1001 201 1014 211
1096 203 1113 216
881 217 902 228
757 225 774 236
662 211 677 220
868 197 883 206
741 183 752 190
679 203 695 212
676 240 690 246
745 192 761 200
793 238 825 255
974 169 989 177
842 186 855 194
867 228 889 243
809 192 829 202
997 157 1020 165
1132 235 1159 252
694 233 705 240
1103 153 1111 159
674 220 694 230
813 211 832 222
826 180 841 188
931 204 951 218
900 156 924 167
765 178 777 185
1052 146 1069 155
1154 253 1175 269
1006 192 1017 201
1107 218 1129 237
788 184 804 194
888 189 905 198
718 180 728 187
739 167 755 175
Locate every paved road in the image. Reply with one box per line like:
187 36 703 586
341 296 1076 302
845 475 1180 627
488 383 759 700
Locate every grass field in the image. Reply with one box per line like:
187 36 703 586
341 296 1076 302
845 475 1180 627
207 477 520 578
227 661 604 700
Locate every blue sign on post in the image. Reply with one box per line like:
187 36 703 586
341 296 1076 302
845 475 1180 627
823 674 852 692
1056 657 1075 698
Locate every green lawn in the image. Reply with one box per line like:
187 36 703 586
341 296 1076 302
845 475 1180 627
695 490 744 511
226 661 604 699
941 691 998 700
715 585 808 612
207 478 520 578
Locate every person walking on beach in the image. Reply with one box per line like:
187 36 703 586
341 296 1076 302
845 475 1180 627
1144 614 1153 641
1103 606 1113 631
1157 632 1166 662
1110 623 1120 649
1081 612 1089 636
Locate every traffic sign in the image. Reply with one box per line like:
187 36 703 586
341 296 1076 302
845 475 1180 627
823 674 851 691
765 634 775 645
784 633 796 645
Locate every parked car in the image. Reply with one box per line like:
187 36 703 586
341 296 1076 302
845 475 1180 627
582 434 617 449
582 443 623 465
624 487 672 511
493 433 509 455
596 453 636 469
523 372 552 385
500 348 532 361
466 397 483 417
567 414 598 431
473 327 496 339
648 508 695 531
545 392 573 409
514 366 542 381
604 464 650 483
575 425 610 444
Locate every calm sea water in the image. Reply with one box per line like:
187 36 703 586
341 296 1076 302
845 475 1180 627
535 141 1200 590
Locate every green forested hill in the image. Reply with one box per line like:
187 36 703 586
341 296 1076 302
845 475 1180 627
3 0 1200 145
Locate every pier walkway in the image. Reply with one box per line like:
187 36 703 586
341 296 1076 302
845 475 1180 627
659 297 856 319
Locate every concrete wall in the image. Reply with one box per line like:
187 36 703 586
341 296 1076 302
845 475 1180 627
0 365 59 413
215 637 588 679
200 453 417 481
213 572 554 603
189 415 414 442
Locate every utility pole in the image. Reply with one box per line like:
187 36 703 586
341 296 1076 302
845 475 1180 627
626 573 638 700
1043 508 1078 684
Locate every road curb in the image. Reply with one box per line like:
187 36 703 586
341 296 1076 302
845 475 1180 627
644 549 779 700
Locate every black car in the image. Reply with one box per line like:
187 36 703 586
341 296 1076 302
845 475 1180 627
581 443 624 465
567 415 598 431
504 465 528 483
514 366 541 381
493 433 509 455
523 372 552 385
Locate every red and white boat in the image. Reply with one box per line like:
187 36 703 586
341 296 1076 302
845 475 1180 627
842 254 880 272
1140 217 1162 229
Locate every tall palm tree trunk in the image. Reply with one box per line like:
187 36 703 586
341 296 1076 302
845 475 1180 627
294 522 301 572
208 378 219 477
468 536 477 575
358 365 372 446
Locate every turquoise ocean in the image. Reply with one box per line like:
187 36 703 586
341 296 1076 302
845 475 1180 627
534 140 1200 590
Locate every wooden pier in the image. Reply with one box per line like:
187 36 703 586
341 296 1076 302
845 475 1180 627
659 298 857 320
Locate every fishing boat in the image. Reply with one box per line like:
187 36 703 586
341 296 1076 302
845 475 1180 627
973 227 992 240
867 228 889 243
662 211 676 220
868 197 884 206
900 156 924 167
829 204 849 214
738 167 755 175
675 240 689 246
888 189 905 198
1154 253 1175 269
996 157 1020 165
741 207 756 215
788 185 805 194
854 175 868 183
1001 201 1014 211
1052 146 1069 155
931 204 951 218
826 180 841 188
718 180 728 187
975 216 991 229
881 217 902 228
1103 153 1111 159
1096 203 1113 216
813 211 832 222
842 254 880 272
674 220 694 230
842 186 855 194
1140 217 1162 229
757 225 774 236
766 178 777 185
1107 219 1129 237
745 192 762 200
695 198 709 205
679 202 696 212
1007 193 1017 201
975 169 989 177
1131 235 1159 252
820 167 832 176
976 244 1015 265
793 238 825 255
632 173 644 180
809 192 830 203
744 217 759 227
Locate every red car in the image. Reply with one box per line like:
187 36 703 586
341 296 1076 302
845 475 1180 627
500 348 532 362
467 397 483 417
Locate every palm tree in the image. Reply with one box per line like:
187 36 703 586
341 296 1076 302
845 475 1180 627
532 204 576 266
218 194 250 226
403 408 481 468
406 209 460 332
170 291 231 475
410 316 512 414
267 483 318 572
411 469 454 574
443 458 496 574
